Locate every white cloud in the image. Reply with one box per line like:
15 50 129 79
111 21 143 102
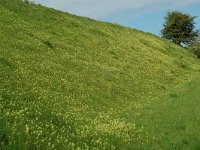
31 0 200 19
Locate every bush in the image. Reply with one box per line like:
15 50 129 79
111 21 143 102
190 46 200 58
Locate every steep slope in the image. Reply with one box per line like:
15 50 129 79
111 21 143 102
0 0 200 149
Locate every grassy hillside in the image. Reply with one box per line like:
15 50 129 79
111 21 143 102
138 77 200 150
0 0 200 149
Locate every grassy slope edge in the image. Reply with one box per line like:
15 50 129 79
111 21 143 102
0 0 200 149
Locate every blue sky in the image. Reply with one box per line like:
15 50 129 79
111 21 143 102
30 0 200 36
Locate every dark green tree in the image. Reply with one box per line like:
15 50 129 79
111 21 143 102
161 11 197 47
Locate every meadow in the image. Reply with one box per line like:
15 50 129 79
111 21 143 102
0 0 200 149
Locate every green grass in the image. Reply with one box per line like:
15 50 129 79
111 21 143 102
135 74 200 150
0 0 200 149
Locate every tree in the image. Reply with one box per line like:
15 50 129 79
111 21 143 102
189 29 200 58
161 11 197 47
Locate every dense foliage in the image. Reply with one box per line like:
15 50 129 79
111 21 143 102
161 11 197 47
189 30 200 58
